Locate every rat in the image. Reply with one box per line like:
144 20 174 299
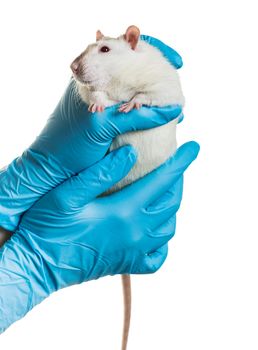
70 25 184 350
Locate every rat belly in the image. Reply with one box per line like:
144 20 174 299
108 118 177 193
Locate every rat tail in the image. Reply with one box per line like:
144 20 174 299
121 274 131 350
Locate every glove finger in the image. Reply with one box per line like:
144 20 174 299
152 215 176 240
51 145 137 209
145 216 176 254
147 176 183 211
140 35 183 69
136 244 168 274
105 104 182 138
119 141 199 210
146 177 183 231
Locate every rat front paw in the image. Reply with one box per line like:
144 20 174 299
88 104 105 113
118 101 142 113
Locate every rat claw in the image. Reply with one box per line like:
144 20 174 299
119 102 134 113
125 106 133 113
119 101 142 113
89 104 105 113
97 105 105 112
88 104 96 113
93 105 97 113
118 105 125 112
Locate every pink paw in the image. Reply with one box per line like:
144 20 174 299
118 101 142 113
88 104 105 113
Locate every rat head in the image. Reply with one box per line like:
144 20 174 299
70 25 140 89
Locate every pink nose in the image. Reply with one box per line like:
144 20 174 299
70 61 79 74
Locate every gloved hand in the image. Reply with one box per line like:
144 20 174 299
0 36 183 232
0 141 199 334
140 35 183 69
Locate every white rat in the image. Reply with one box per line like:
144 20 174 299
71 25 184 350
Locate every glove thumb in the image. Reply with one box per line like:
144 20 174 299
51 145 137 209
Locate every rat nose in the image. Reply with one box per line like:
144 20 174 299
70 61 80 74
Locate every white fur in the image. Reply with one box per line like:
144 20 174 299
74 36 184 192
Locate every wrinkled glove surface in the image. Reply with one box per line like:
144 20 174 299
0 141 199 333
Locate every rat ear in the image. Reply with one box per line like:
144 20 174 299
124 25 140 50
96 30 104 41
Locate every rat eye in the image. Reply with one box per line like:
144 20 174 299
100 46 110 53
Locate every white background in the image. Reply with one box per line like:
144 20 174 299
0 0 258 349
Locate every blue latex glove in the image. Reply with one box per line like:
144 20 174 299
0 141 199 334
140 35 183 69
0 36 183 232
